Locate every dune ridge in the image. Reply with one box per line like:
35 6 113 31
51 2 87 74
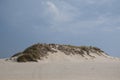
9 43 117 62
0 43 120 80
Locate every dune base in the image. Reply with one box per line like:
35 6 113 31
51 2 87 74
0 59 120 80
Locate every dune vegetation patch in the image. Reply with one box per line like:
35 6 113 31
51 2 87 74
11 43 107 62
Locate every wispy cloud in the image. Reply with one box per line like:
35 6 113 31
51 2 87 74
44 1 79 23
46 1 59 18
35 0 120 35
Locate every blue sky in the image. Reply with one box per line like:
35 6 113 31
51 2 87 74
0 0 120 58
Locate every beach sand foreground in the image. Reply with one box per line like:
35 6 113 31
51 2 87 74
0 58 120 80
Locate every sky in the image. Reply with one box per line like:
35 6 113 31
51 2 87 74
0 0 120 58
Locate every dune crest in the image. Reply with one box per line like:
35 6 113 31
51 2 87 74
9 43 118 62
0 43 120 80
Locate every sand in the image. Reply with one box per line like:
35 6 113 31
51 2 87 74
0 51 120 80
0 57 120 80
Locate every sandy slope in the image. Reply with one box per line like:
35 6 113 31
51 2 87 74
0 57 120 80
1 44 120 80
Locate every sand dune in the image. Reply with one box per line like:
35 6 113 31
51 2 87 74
0 55 120 80
0 43 120 80
10 43 112 62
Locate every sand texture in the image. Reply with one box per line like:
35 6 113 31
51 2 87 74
0 44 120 80
0 58 120 80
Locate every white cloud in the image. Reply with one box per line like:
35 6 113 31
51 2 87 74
44 1 79 23
46 1 59 18
45 1 66 22
41 0 120 35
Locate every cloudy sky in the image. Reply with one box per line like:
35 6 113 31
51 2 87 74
0 0 120 58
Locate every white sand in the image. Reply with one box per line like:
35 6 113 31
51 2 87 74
0 53 120 80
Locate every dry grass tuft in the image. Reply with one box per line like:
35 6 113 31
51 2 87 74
11 43 106 62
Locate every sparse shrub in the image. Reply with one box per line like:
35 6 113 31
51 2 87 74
79 46 89 51
17 54 37 62
92 47 104 53
11 43 106 62
12 52 23 57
